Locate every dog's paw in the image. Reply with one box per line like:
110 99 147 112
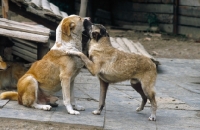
92 109 101 115
148 114 156 121
67 51 80 56
68 110 80 115
136 107 143 112
42 105 52 111
73 105 85 111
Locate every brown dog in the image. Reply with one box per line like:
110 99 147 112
0 15 88 115
0 56 28 90
67 22 157 121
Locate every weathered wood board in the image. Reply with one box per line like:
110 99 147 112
112 11 173 24
179 16 200 27
179 6 200 18
179 0 200 6
0 18 50 36
110 37 160 65
178 26 200 38
114 2 173 13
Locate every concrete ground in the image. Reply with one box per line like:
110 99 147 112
0 58 200 130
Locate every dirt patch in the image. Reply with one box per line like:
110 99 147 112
108 29 200 59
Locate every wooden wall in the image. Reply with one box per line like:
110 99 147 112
75 0 200 38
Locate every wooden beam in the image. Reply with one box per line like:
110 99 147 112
0 28 49 43
179 6 200 18
9 0 58 30
113 11 173 24
79 0 88 17
114 2 173 13
2 0 9 19
178 26 200 38
0 18 50 36
12 46 37 59
179 16 200 27
12 51 36 62
179 0 200 6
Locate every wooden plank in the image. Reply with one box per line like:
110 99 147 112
61 11 68 18
12 46 37 59
30 0 42 9
113 11 173 24
50 3 62 19
0 28 49 43
115 37 130 53
179 6 200 18
114 2 173 13
2 0 9 19
179 0 200 6
134 42 154 59
41 0 52 12
179 16 200 27
12 51 36 62
0 18 50 35
11 38 37 48
178 26 200 38
79 0 88 17
13 41 37 54
110 37 124 51
130 0 173 4
121 38 140 54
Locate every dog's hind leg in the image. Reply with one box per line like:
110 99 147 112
130 79 147 112
93 78 109 115
140 76 157 121
19 76 52 110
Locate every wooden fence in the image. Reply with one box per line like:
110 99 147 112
76 0 200 39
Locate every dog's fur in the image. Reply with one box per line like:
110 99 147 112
0 15 87 115
0 56 28 90
67 22 157 121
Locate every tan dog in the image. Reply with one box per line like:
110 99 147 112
0 15 87 115
67 23 157 121
0 56 28 90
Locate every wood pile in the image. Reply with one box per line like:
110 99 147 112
0 18 50 62
110 37 160 65
10 0 68 22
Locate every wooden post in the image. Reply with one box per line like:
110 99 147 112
2 0 9 19
79 0 88 17
173 0 179 34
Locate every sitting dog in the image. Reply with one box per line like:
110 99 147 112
0 15 88 115
67 21 157 121
0 56 28 89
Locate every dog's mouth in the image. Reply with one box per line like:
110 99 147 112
82 19 92 38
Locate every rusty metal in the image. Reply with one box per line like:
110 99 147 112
173 0 179 34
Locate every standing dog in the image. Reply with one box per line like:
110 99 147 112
0 15 87 115
67 22 157 120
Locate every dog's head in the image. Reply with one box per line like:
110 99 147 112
0 56 7 71
82 21 109 41
60 15 84 37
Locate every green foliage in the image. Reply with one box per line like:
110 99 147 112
146 13 158 27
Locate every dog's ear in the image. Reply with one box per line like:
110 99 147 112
61 18 76 36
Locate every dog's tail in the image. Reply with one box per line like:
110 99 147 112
0 91 18 101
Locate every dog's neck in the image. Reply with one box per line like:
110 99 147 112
51 24 82 52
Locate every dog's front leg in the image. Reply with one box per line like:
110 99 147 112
70 80 85 111
61 75 80 115
67 51 99 75
93 78 109 115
